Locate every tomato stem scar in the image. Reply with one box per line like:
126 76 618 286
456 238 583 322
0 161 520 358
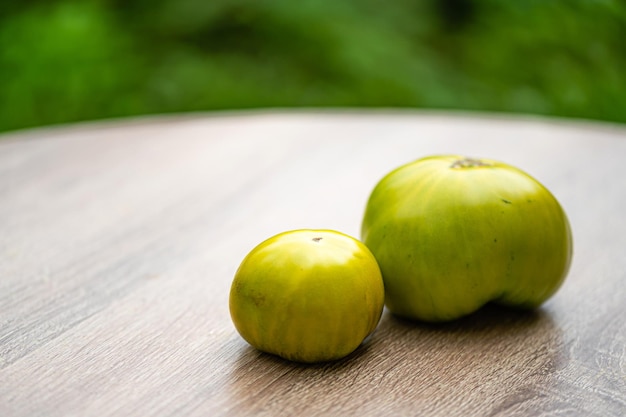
450 158 492 169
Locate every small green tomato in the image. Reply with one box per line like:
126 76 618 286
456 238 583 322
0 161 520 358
229 229 385 363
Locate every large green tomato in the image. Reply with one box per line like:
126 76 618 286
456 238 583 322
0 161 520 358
229 229 385 363
361 155 573 322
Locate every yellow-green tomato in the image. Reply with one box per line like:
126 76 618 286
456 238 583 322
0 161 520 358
361 155 573 322
229 229 385 363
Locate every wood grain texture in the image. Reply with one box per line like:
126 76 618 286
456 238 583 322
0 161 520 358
0 111 625 416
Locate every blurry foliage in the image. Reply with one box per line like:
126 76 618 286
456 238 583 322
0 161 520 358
1 0 625 132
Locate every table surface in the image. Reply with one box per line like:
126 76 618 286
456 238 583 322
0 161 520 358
1 111 625 417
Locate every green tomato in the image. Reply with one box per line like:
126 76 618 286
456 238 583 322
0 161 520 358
361 155 573 322
229 229 385 363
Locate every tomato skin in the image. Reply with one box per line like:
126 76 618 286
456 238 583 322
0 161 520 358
229 229 385 363
361 155 573 322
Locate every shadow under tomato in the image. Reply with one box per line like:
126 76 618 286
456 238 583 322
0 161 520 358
385 302 550 333
369 302 564 364
222 303 566 415
361 303 567 410
221 320 391 414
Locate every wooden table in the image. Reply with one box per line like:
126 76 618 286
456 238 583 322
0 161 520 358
1 111 625 416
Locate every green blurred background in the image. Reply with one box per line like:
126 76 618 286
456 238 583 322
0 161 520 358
1 0 625 133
